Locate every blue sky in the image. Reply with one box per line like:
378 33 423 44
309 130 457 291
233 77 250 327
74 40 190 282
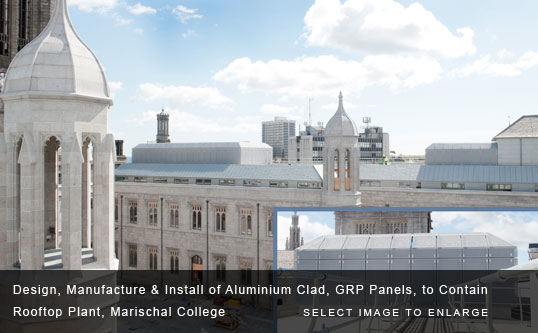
277 210 538 263
68 0 538 156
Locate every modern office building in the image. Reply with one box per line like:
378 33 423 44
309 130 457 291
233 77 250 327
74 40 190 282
359 125 390 159
262 116 296 160
288 121 390 164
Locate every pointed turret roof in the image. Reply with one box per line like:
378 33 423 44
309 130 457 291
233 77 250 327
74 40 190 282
2 0 110 101
325 92 358 137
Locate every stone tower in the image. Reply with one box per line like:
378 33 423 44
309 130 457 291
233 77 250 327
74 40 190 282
0 0 56 73
156 108 170 143
322 92 361 206
286 212 301 250
0 0 117 270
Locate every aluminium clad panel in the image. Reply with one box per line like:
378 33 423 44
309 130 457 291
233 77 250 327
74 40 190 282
437 234 463 258
367 235 392 259
462 234 488 258
412 234 437 259
342 235 369 260
318 236 347 260
486 233 517 258
391 234 412 259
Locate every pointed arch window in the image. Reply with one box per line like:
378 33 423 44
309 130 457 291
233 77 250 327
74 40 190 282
333 149 340 190
345 149 351 191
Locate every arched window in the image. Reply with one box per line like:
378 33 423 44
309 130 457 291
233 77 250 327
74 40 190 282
247 215 252 235
345 149 351 191
191 204 202 230
333 149 340 190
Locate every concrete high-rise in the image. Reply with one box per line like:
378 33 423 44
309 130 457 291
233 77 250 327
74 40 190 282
262 116 295 160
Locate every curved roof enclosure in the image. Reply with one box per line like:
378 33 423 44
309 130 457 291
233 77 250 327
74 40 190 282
2 0 110 100
132 142 273 165
324 92 358 137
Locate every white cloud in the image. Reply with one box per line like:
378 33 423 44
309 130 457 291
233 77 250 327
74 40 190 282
182 29 196 39
128 108 260 140
277 215 333 250
108 81 123 97
127 2 157 15
213 54 442 99
259 104 299 115
173 5 203 24
136 83 232 109
134 28 144 35
115 16 133 25
69 0 119 13
320 101 357 110
432 212 538 251
303 0 475 58
451 51 538 77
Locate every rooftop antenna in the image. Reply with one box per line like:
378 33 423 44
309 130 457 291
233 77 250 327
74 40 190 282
508 115 511 126
362 116 371 129
308 97 313 126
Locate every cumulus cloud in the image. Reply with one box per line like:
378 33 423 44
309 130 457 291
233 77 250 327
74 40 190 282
320 101 357 111
303 0 475 58
451 51 538 77
182 29 196 39
432 211 538 251
126 2 157 15
136 83 232 109
69 0 119 13
128 108 261 140
173 5 203 24
278 215 333 250
108 81 123 97
213 54 442 98
259 104 299 115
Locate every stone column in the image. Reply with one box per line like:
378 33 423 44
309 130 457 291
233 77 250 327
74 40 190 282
18 134 42 269
353 147 361 192
327 147 334 191
0 135 8 268
340 145 346 192
92 134 117 269
81 141 91 248
61 135 83 270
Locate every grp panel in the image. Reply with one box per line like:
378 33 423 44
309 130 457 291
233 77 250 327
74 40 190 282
295 259 317 271
462 258 488 270
412 234 437 259
342 260 366 271
437 234 462 258
318 236 347 260
488 258 515 270
390 259 411 270
366 259 390 270
462 234 488 258
367 235 392 259
342 235 369 260
391 234 412 259
411 258 436 270
486 234 517 258
436 258 462 270
318 259 342 271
